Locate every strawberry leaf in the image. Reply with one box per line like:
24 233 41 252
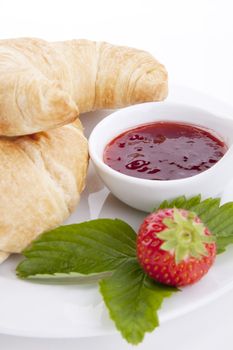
156 195 233 254
17 219 137 279
17 218 177 344
99 259 177 345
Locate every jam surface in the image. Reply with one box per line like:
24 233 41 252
103 121 227 180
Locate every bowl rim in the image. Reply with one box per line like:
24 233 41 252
89 101 233 187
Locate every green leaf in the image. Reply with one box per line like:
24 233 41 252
22 271 112 284
155 195 233 254
17 219 137 278
157 195 202 210
99 259 177 345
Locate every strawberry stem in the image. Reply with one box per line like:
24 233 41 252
157 208 214 264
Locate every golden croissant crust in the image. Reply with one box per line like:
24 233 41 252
0 119 88 256
0 38 168 136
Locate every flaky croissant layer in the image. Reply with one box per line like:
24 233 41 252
0 38 168 136
0 120 88 258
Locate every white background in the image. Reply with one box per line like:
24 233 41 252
0 0 232 349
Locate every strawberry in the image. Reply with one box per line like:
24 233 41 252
137 208 216 287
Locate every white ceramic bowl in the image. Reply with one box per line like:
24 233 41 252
89 102 233 212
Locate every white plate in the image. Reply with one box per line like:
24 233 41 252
1 86 233 339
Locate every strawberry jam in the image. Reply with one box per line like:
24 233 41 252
103 121 227 180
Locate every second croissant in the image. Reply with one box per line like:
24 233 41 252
0 38 168 136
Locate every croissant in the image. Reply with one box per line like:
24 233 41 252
0 119 88 262
0 38 168 136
